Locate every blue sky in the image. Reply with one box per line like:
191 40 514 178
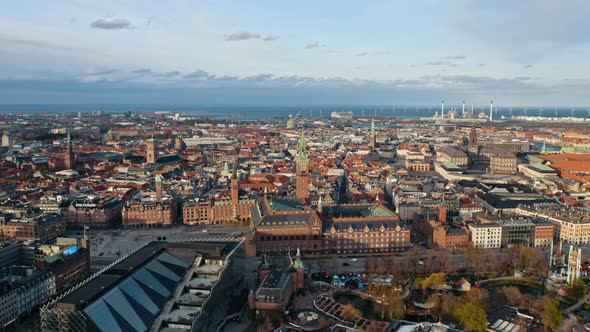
1 0 589 106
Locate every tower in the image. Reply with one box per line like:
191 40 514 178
64 131 75 170
462 100 466 117
469 124 478 145
489 100 494 122
155 174 163 203
293 247 305 291
370 118 376 150
174 135 185 151
231 159 239 204
441 100 445 118
146 138 157 164
295 129 310 201
1 132 13 149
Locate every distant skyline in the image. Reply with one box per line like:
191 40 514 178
1 0 589 106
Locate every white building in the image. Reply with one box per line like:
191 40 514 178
468 222 502 248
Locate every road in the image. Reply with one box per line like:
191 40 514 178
304 248 510 276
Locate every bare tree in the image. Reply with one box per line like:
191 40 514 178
438 250 450 273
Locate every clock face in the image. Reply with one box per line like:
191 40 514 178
300 165 307 174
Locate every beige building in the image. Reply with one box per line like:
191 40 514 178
515 204 590 245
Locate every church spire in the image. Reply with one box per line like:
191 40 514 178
65 130 75 169
296 129 308 163
370 118 376 149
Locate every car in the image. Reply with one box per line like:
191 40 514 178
349 258 358 262
343 262 350 266
418 260 424 265
201 229 208 233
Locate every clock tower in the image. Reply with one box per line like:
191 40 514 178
295 129 310 201
64 131 75 170
370 118 376 150
146 137 157 164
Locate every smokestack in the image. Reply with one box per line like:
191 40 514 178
441 100 445 118
489 100 493 122
462 100 465 116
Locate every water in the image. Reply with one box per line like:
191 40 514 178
1 104 589 121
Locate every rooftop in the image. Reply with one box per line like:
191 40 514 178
57 241 237 309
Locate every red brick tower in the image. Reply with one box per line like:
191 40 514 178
295 130 310 202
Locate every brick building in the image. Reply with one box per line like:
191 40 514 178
122 175 177 228
0 211 65 242
35 238 91 290
182 162 256 225
66 196 123 229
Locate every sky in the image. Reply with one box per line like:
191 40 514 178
1 0 589 106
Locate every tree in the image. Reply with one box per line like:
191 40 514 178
516 247 547 276
500 286 526 307
465 247 484 276
566 278 588 300
454 300 488 332
341 303 361 322
463 288 490 309
385 292 405 320
421 272 447 292
440 294 458 320
438 250 450 273
540 297 564 331
427 293 442 319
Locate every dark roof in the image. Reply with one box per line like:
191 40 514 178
457 179 479 188
260 269 287 289
57 241 238 309
476 192 553 209
156 154 181 164
270 198 305 211
257 213 315 227
446 228 468 236
322 204 395 218
323 221 403 233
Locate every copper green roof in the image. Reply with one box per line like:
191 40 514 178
529 163 556 172
295 129 308 163
45 254 63 264
322 204 395 218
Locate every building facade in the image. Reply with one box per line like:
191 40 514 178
66 196 123 229
252 197 410 255
0 212 65 242
0 266 56 330
516 204 590 245
295 131 310 202
35 238 91 290
468 223 502 248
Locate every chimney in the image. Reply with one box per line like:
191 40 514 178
462 100 465 116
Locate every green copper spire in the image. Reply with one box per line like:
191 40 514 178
155 174 163 183
296 129 308 163
293 247 304 269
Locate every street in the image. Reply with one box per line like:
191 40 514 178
304 248 511 276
